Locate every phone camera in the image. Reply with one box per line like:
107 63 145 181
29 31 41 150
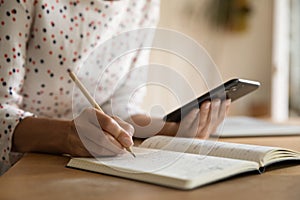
230 86 238 92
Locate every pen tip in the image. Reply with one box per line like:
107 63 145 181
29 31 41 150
126 147 136 158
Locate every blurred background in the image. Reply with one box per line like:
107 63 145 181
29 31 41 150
141 0 300 122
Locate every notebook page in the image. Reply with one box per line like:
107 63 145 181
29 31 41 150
69 147 258 189
140 136 277 165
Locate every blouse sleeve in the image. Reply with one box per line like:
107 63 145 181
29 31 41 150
0 0 35 175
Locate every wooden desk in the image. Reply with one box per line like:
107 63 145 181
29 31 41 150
1 136 300 200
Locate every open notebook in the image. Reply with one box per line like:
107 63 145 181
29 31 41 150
214 116 300 137
67 135 300 190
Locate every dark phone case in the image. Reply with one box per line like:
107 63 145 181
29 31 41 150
163 78 260 122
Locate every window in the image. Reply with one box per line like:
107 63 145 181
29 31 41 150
289 0 300 117
271 0 300 121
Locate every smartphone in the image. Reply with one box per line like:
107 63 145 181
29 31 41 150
163 78 260 122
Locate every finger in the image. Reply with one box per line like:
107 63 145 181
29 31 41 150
209 99 230 136
188 109 202 138
213 99 231 131
82 128 125 155
225 99 231 114
75 119 125 155
112 116 135 136
82 134 125 157
104 132 124 149
199 99 221 138
93 110 134 148
196 101 211 138
177 109 199 137
198 101 211 128
68 129 123 157
210 99 221 124
207 99 222 135
217 100 228 124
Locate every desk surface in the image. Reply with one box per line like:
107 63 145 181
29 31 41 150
1 136 300 200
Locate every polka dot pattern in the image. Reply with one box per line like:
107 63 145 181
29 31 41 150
0 0 160 175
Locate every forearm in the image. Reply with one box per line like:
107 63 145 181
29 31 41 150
127 114 179 138
12 117 73 154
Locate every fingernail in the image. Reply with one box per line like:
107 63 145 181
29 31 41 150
120 135 133 147
226 99 231 105
214 99 221 104
204 102 211 109
128 131 134 137
127 126 135 136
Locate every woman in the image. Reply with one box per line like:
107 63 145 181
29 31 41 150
0 0 230 175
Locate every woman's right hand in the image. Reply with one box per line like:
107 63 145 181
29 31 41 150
67 108 134 157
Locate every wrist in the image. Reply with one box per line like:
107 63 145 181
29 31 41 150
64 120 77 155
13 117 73 154
128 114 180 138
157 121 179 136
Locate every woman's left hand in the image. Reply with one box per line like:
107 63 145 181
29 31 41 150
128 99 230 139
158 99 231 139
165 99 231 139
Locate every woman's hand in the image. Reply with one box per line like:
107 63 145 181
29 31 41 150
67 108 134 157
129 99 230 139
175 99 231 139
